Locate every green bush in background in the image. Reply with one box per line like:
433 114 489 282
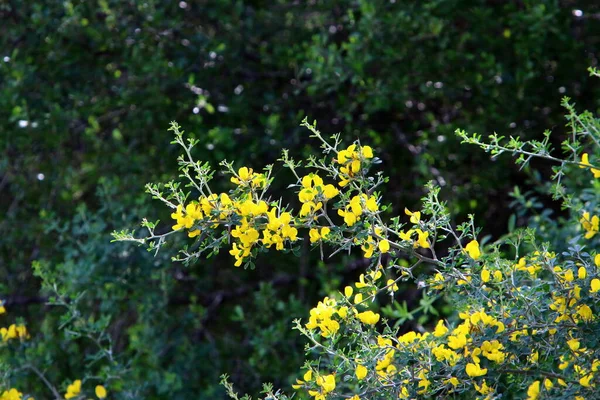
1 1 600 398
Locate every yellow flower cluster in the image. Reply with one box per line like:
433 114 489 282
309 227 331 243
170 166 305 267
292 370 336 400
230 166 266 188
398 228 430 249
337 193 378 227
357 227 389 258
306 306 512 399
336 144 373 187
166 145 432 273
305 297 343 337
0 302 29 343
298 174 338 217
64 380 81 399
229 200 269 266
171 202 204 237
65 380 107 399
0 324 28 342
0 389 27 400
262 207 298 250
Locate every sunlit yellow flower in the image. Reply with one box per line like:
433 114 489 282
357 310 380 325
526 380 540 400
355 364 367 380
465 362 487 377
465 240 481 260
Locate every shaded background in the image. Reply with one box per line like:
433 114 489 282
1 0 600 398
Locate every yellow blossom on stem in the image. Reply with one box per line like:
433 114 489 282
405 208 421 224
481 268 490 283
65 380 81 400
465 362 487 377
378 239 390 253
344 286 353 298
415 229 430 249
465 240 481 260
433 319 448 337
95 385 107 399
591 278 600 293
386 279 398 292
355 364 367 380
357 310 380 325
526 380 540 400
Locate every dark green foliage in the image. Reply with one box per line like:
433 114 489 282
2 0 600 398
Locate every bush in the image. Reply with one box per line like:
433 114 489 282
3 2 600 398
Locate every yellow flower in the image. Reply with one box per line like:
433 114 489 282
322 184 339 200
415 229 430 249
444 377 459 387
355 274 368 289
355 364 367 380
564 270 575 282
316 374 336 393
0 389 23 400
0 302 5 315
579 374 594 387
448 334 468 350
344 286 353 298
304 370 313 381
65 380 82 400
386 279 398 293
577 304 593 322
581 211 600 239
543 379 553 390
292 369 313 389
591 278 600 293
433 319 448 337
309 228 320 243
529 351 539 363
465 363 487 377
474 379 494 395
595 254 600 268
95 385 107 399
361 145 374 159
405 208 421 224
378 239 390 253
493 270 503 282
579 266 587 279
365 196 379 212
357 311 380 325
568 338 581 352
481 268 490 283
464 240 481 260
580 153 600 178
526 380 540 400
354 293 363 304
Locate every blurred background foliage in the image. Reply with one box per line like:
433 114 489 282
1 0 600 398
